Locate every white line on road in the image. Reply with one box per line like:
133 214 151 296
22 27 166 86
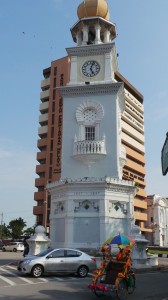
0 275 16 286
53 277 64 281
37 277 49 282
0 267 34 284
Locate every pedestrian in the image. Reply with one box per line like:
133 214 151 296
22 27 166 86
23 240 29 257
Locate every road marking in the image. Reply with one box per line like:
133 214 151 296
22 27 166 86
0 275 16 286
6 265 17 270
53 277 64 281
38 277 49 282
0 267 34 284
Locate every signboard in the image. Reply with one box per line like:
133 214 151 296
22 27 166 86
161 132 168 176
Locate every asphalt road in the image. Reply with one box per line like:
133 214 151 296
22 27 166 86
0 251 168 300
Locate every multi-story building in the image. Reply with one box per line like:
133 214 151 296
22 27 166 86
33 0 152 239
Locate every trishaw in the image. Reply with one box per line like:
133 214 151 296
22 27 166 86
88 235 136 300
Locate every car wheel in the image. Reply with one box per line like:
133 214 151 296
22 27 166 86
2 248 6 252
13 248 17 252
31 265 44 278
77 265 88 278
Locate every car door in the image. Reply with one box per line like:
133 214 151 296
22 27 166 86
44 249 65 273
7 243 15 251
63 249 82 273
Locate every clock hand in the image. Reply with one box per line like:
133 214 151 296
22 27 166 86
90 62 95 74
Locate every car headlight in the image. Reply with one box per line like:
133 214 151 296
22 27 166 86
23 260 32 264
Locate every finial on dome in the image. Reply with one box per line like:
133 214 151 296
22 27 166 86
77 0 110 21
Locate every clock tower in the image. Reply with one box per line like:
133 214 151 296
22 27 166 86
48 0 136 249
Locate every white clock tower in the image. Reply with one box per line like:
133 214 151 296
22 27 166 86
48 0 136 250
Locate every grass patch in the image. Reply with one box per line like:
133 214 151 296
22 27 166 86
148 250 168 255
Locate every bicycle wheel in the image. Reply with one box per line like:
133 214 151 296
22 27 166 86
116 278 128 300
94 274 106 297
127 275 135 294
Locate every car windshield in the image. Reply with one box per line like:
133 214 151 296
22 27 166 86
36 248 53 257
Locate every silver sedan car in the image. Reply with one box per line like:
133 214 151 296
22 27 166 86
17 247 97 278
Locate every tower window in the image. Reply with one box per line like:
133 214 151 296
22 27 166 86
85 127 95 141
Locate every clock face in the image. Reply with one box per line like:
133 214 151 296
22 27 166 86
82 61 100 77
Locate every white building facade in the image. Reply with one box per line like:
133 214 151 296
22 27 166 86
48 0 137 249
147 194 168 246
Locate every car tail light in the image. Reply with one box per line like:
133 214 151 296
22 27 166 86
91 257 96 262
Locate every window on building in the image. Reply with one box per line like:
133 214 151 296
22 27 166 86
37 200 43 206
85 127 95 141
49 167 52 179
50 140 53 151
51 127 54 138
54 67 57 76
50 153 53 165
37 214 43 225
53 78 56 88
52 102 55 112
52 114 55 125
53 89 56 100
75 101 104 142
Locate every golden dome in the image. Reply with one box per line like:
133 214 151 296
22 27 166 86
77 0 110 21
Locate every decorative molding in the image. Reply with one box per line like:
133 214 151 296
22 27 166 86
58 82 124 97
47 176 135 189
66 43 115 57
76 100 104 123
54 201 65 214
74 200 99 212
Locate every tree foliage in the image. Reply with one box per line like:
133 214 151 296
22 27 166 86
7 217 27 239
0 223 11 239
23 227 35 236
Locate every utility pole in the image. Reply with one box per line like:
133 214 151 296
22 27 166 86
0 213 3 240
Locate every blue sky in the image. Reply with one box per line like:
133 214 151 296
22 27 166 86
0 0 168 228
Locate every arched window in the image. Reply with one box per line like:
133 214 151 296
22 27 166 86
75 100 104 141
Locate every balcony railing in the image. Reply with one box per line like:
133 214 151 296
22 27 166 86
73 139 106 165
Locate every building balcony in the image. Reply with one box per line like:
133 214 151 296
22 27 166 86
36 151 46 161
73 138 106 165
38 125 48 136
41 78 50 90
136 188 147 198
124 145 145 164
125 159 146 176
39 113 48 125
125 89 144 113
121 120 145 144
122 111 144 134
121 132 145 154
134 198 147 210
35 177 45 188
36 164 46 174
39 101 49 112
134 211 147 221
37 138 47 149
40 89 50 100
34 191 45 201
33 205 44 215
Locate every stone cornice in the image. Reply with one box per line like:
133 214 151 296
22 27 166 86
66 43 115 57
57 82 124 97
47 176 135 190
